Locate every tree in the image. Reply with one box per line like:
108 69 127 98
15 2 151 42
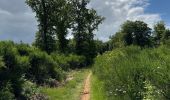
94 40 110 54
163 29 170 40
154 21 166 45
162 29 170 44
52 0 73 52
120 20 152 47
26 0 74 53
34 31 56 54
109 32 125 49
72 0 104 63
26 0 57 54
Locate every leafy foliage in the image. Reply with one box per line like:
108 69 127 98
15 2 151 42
1 0 170 100
51 53 86 71
111 21 152 48
0 41 67 99
93 46 170 100
0 82 15 100
26 49 64 84
26 0 59 54
0 41 30 98
154 21 166 45
72 0 104 64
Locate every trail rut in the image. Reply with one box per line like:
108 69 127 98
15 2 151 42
80 72 92 100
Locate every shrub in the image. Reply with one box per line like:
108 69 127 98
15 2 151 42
51 53 86 71
0 41 30 98
67 54 86 69
51 53 70 71
26 50 64 84
0 41 67 99
93 46 170 100
0 82 15 100
16 43 32 56
21 81 39 99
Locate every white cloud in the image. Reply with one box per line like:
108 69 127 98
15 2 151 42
90 0 161 41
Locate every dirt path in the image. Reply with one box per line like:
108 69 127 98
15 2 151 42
80 72 92 100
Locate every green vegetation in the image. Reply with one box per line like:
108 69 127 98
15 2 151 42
91 20 170 100
0 0 104 99
26 0 104 61
40 69 90 100
108 21 170 50
1 0 170 100
51 53 86 71
1 20 170 99
72 0 104 64
0 41 30 99
93 46 170 100
91 75 107 100
0 41 88 99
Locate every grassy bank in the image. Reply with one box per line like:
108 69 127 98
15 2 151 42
91 75 107 100
93 46 170 100
40 69 90 100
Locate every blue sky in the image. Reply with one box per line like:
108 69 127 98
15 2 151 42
146 0 170 26
0 0 169 43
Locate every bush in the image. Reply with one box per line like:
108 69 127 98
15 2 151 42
0 41 66 99
93 46 170 100
0 41 30 98
16 43 32 56
0 82 15 100
21 81 39 99
26 50 64 84
51 54 70 71
51 53 86 71
68 54 86 69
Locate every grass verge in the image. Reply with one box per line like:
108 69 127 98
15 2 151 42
91 75 107 100
40 69 90 100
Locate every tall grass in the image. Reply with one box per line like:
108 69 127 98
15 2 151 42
40 69 90 100
91 75 107 100
93 46 170 100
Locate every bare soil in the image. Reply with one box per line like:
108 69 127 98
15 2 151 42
80 72 92 100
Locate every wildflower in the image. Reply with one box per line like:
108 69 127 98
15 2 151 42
123 91 126 93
